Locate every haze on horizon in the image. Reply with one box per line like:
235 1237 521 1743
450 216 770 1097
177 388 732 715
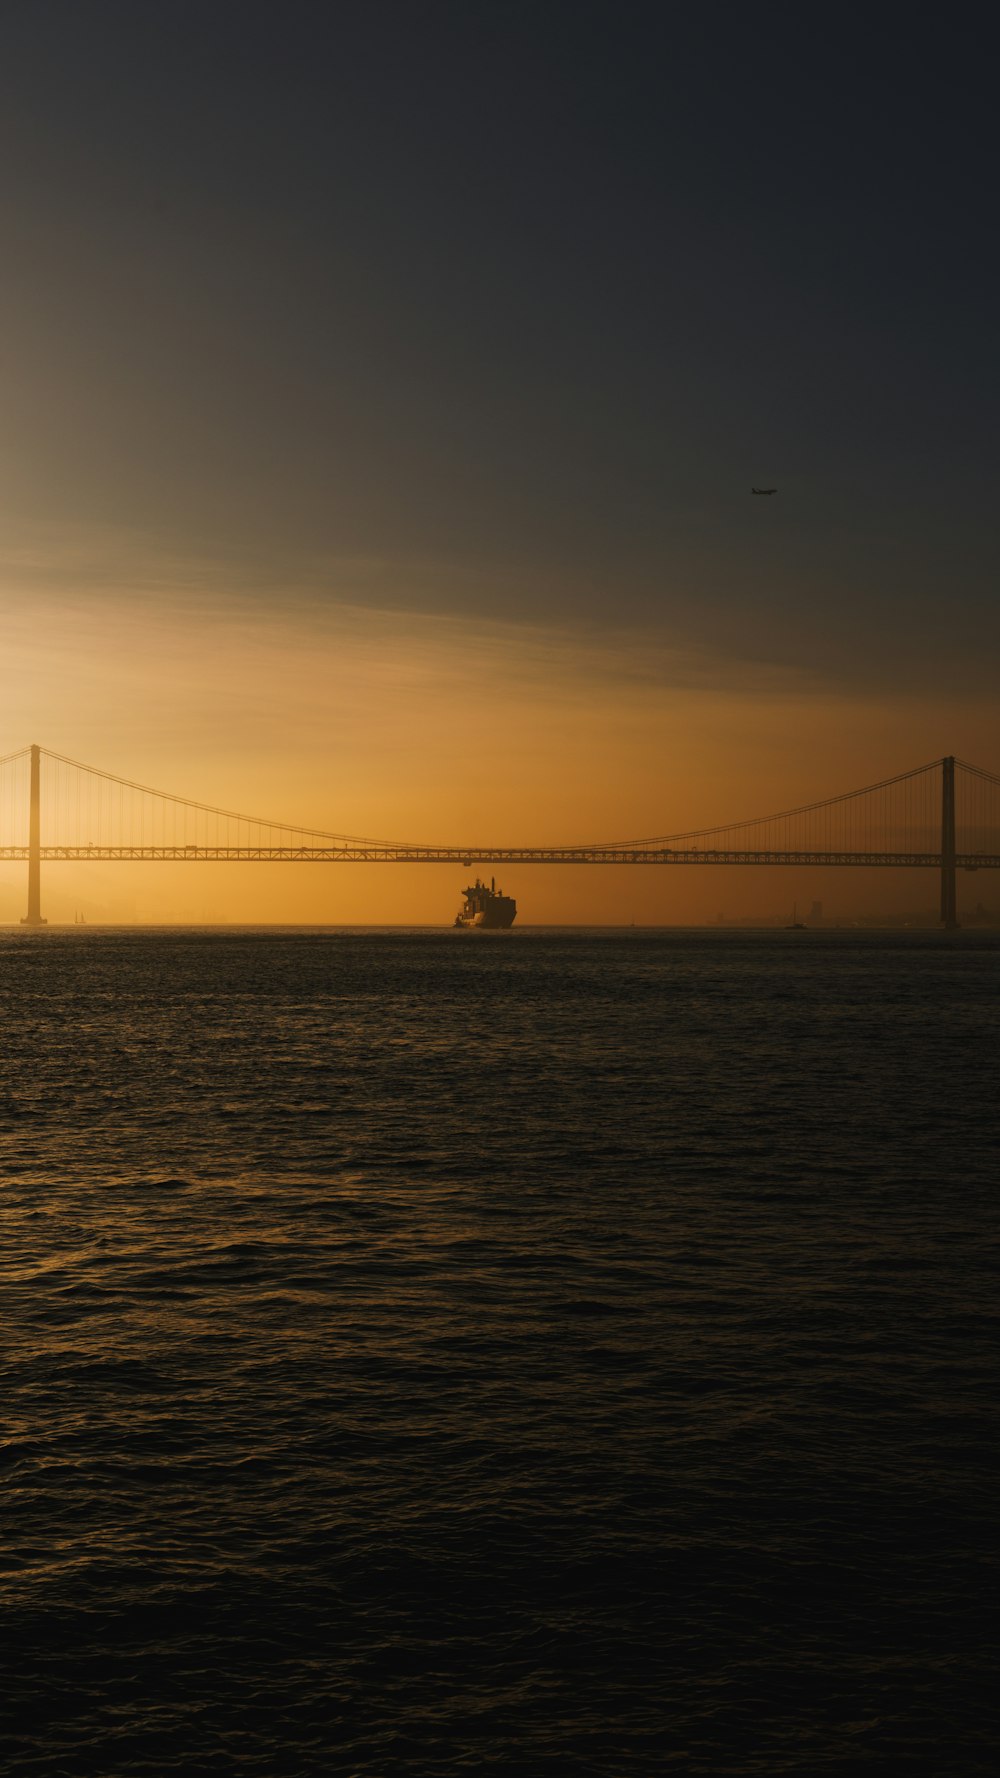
1 4 997 924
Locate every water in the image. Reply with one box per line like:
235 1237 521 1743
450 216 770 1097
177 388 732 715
3 928 997 1774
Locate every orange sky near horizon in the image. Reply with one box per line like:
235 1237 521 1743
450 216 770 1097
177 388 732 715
1 547 995 927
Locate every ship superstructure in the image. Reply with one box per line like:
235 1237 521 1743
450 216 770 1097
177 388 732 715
454 876 516 928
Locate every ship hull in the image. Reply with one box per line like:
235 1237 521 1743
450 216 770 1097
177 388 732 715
455 901 516 929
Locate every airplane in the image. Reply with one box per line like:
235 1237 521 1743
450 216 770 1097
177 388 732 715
751 487 777 495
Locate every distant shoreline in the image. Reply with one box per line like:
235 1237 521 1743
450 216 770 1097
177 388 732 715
4 921 997 934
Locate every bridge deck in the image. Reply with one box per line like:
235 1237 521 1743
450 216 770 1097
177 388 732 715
3 847 998 868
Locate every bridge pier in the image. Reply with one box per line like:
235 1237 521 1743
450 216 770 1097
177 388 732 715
20 744 46 927
940 754 957 930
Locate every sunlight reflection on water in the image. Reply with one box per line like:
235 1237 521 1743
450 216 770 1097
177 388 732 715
3 929 998 1774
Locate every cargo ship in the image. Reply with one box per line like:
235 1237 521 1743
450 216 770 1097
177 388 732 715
454 876 516 929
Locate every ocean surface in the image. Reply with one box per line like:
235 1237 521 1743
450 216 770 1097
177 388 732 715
3 927 998 1775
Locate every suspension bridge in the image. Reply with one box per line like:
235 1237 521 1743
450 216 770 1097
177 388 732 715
1 746 998 927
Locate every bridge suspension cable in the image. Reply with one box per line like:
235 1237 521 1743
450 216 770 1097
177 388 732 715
613 758 944 856
24 748 964 858
37 747 399 853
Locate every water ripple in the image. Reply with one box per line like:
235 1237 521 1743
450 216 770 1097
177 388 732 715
2 929 998 1773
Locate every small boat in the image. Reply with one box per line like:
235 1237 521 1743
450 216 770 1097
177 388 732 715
785 903 806 930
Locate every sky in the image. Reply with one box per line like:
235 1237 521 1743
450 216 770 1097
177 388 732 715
1 3 997 923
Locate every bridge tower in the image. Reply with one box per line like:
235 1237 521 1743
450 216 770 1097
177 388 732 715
940 754 957 930
20 744 46 927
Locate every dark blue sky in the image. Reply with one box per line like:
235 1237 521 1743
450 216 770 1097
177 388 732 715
2 2 997 689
